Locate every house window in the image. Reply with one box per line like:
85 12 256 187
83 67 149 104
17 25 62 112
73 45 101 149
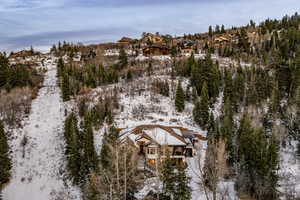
148 148 156 155
174 147 183 156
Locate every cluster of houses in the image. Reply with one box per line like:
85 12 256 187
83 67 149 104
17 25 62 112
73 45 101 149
7 29 262 66
119 125 205 167
101 30 261 59
8 50 43 66
102 33 200 58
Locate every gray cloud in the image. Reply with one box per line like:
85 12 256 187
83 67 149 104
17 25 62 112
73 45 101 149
0 27 139 52
0 0 299 52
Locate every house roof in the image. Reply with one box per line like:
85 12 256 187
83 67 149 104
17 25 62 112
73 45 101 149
119 125 204 147
118 37 134 43
214 36 230 42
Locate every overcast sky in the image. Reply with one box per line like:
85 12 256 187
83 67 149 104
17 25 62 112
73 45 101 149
0 0 299 52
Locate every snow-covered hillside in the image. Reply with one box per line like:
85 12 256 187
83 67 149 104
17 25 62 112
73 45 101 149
86 75 235 200
2 58 81 200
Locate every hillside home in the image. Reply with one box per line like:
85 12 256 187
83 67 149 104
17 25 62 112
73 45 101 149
142 33 164 45
119 125 205 166
177 39 197 56
143 45 171 57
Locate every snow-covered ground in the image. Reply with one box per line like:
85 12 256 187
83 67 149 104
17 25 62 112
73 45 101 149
187 145 237 200
3 58 81 200
86 74 236 199
91 75 235 199
279 140 300 199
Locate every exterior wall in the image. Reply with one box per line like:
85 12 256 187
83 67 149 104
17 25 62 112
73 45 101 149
144 145 188 166
143 47 170 57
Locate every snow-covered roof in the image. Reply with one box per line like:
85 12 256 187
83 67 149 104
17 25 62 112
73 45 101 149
119 125 204 147
144 128 185 146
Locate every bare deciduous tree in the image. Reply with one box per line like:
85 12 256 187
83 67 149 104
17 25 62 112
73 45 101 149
0 87 33 127
84 142 138 200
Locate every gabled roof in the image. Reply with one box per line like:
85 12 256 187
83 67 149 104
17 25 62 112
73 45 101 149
119 125 204 147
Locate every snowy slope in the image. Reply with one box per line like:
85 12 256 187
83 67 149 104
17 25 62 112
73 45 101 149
278 141 300 199
3 58 81 200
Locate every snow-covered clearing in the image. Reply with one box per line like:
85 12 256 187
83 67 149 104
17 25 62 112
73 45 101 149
3 57 81 200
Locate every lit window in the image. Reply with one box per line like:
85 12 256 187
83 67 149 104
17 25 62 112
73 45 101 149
149 159 156 165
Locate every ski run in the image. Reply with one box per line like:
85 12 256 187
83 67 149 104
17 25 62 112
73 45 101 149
2 57 81 200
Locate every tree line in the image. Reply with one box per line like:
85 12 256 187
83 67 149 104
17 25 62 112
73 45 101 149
0 54 43 91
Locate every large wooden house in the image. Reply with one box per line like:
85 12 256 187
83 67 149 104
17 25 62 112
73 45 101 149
119 125 205 166
142 45 171 57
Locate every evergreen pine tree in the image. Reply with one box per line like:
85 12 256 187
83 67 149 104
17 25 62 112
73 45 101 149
215 25 220 34
224 70 234 105
57 57 64 78
296 86 300 111
0 120 11 187
186 53 195 76
236 115 279 199
161 153 176 199
293 55 300 96
233 66 245 109
221 97 235 165
190 60 202 94
207 113 216 140
174 166 191 200
99 132 110 169
221 24 225 33
62 72 71 101
100 126 118 170
64 113 83 184
175 81 185 112
126 69 132 81
171 46 178 57
82 115 98 174
193 82 209 128
30 45 34 54
208 26 213 38
199 54 221 102
97 64 106 84
270 81 280 115
0 55 9 88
